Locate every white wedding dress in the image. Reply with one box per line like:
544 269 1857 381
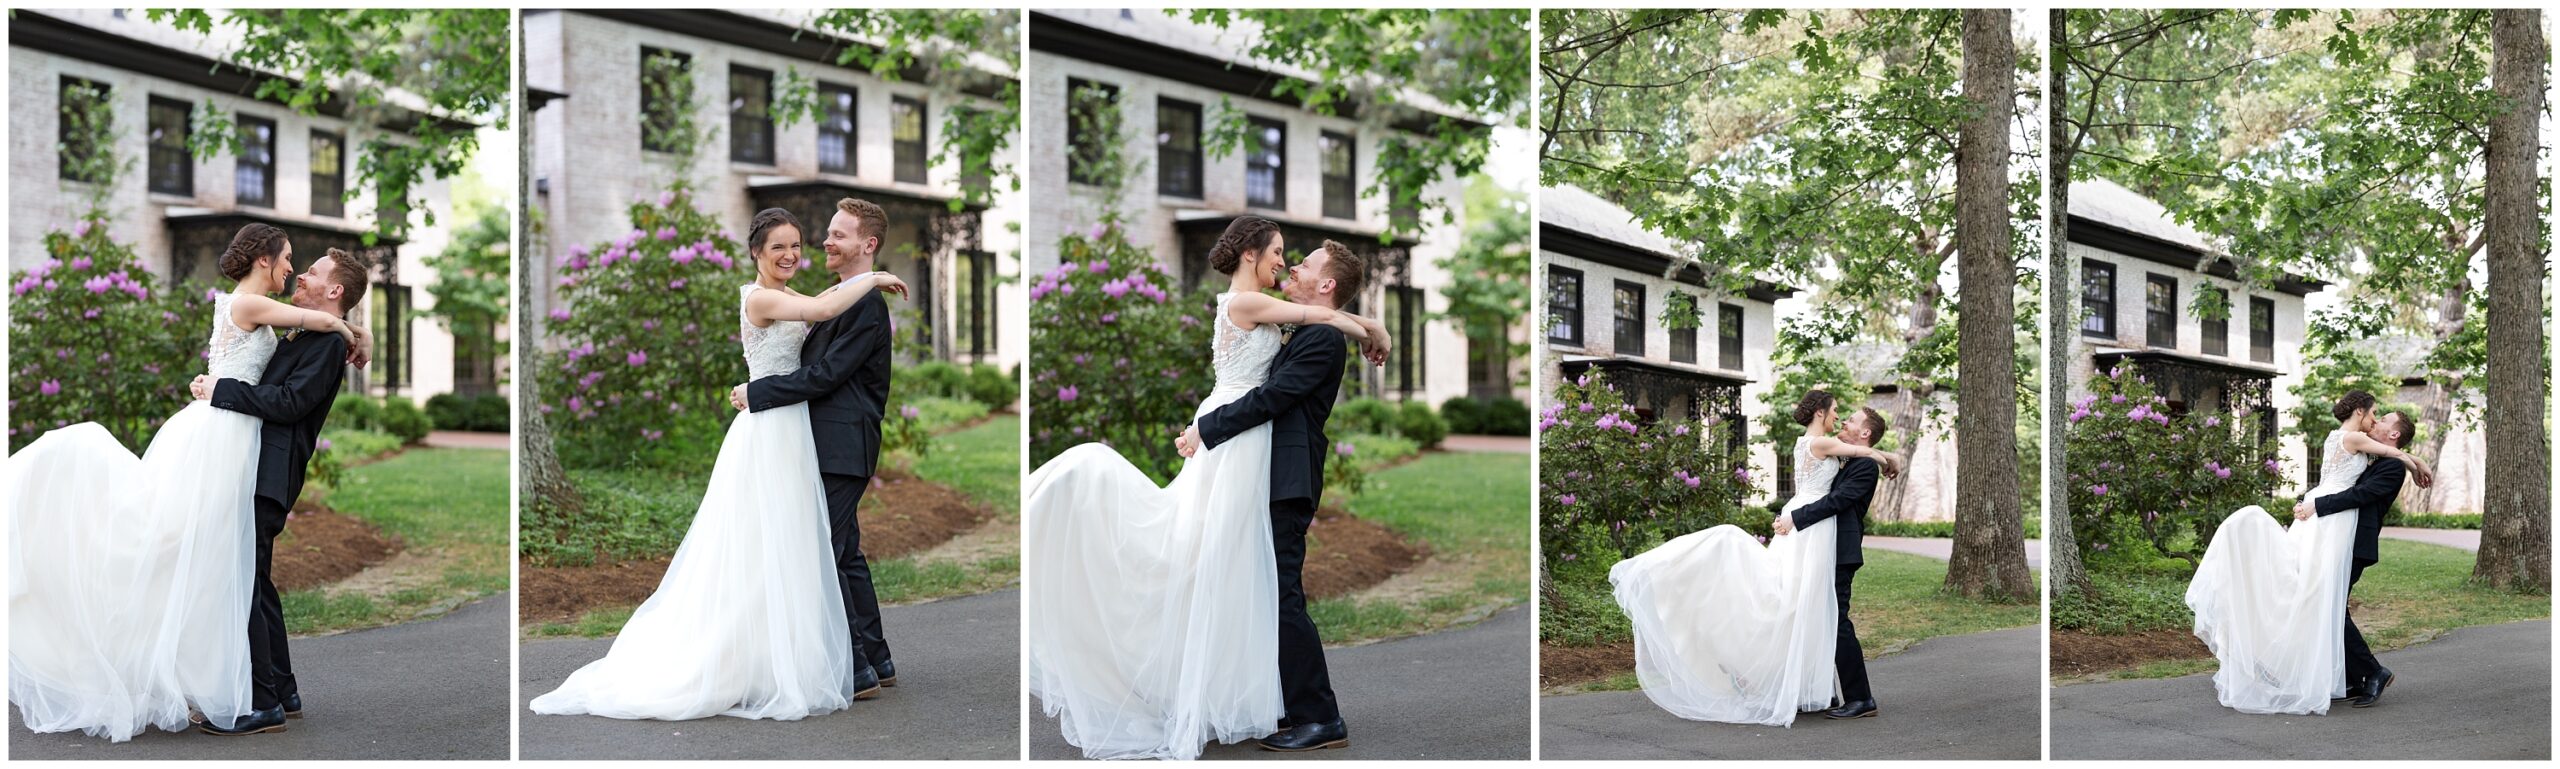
528 284 857 721
1025 292 1284 760
10 293 269 740
2186 429 2364 715
1609 436 1842 726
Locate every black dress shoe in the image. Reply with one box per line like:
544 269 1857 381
1824 699 1879 720
2351 667 2393 708
852 663 883 701
1802 697 1843 714
873 658 897 688
284 693 303 719
1258 719 1348 752
196 706 288 736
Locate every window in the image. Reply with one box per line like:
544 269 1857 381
2080 259 2115 338
1613 280 1645 356
1385 286 1426 396
1066 78 1119 186
957 250 994 359
1320 130 1355 219
309 130 345 217
1156 97 1202 197
2202 292 2229 357
638 47 692 154
891 95 927 183
378 177 409 234
817 83 856 174
1668 295 1698 364
235 114 276 208
729 65 774 164
2250 297 2275 363
1245 115 1286 209
2145 274 2176 348
1547 267 1584 345
1719 303 1745 371
148 96 192 195
58 77 110 182
370 283 408 395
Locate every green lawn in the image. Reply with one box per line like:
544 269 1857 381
282 447 510 634
1308 451 1530 644
2057 537 2550 681
529 416 1021 637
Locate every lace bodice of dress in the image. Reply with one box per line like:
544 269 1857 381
205 294 278 385
1789 436 1842 503
740 284 812 380
1210 292 1284 391
2307 429 2369 499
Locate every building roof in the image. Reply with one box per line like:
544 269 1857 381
1028 9 1491 133
2067 178 2327 296
1539 184 1797 303
12 10 479 135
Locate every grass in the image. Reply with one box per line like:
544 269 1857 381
2058 537 2550 681
528 416 1022 638
281 447 510 634
1306 451 1529 644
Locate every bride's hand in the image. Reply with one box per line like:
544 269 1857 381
1771 513 1795 536
1176 424 1201 458
343 323 373 368
2291 501 2315 521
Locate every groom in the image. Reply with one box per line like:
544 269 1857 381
1771 406 1887 721
189 232 372 736
731 197 895 699
1177 239 1383 752
2292 392 2419 709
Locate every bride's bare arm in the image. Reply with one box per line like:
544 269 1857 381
746 273 907 326
1225 291 1380 341
2340 430 2433 485
1808 434 1901 475
231 293 371 366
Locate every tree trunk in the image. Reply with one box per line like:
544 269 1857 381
2045 8 2093 600
1876 275 1938 524
517 25 584 530
1945 8 2032 601
2476 9 2548 592
2404 279 2468 515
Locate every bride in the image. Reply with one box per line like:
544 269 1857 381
2186 393 2431 715
1607 389 1898 726
1025 218 1383 760
529 208 905 721
11 224 368 741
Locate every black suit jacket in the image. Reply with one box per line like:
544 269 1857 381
1786 456 1877 566
210 331 349 509
1196 325 1348 509
2314 455 2403 567
746 290 893 478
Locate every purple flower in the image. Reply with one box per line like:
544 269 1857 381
1099 312 1118 324
642 428 664 442
1088 222 1107 240
1102 279 1131 299
668 278 687 290
83 276 111 294
1557 494 1577 506
38 380 61 396
1088 260 1109 274
1336 441 1356 457
549 308 572 322
626 351 648 367
1057 386 1079 402
69 256 92 271
2068 406 2091 423
901 405 921 419
657 190 676 207
2089 483 2109 497
2264 458 2282 473
656 226 678 241
2110 394 2126 404
317 438 334 452
71 220 91 238
1734 467 1753 482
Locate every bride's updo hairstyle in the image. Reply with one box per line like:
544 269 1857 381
2331 390 2376 423
1208 216 1281 275
746 207 803 262
1791 389 1837 427
219 223 290 281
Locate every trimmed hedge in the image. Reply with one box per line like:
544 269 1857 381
425 392 510 432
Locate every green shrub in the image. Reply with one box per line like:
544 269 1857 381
1440 396 1484 434
1332 397 1399 437
1542 372 1756 562
901 395 991 434
899 360 968 402
1027 223 1221 482
964 363 1015 409
333 393 383 433
2392 512 2484 530
379 397 432 443
8 219 221 453
320 428 405 464
1396 400 1447 448
1344 432 1419 469
1482 397 1531 436
2065 363 2277 562
425 393 510 432
1323 438 1367 501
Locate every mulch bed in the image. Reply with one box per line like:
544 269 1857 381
517 467 996 625
271 503 404 592
2051 629 2213 678
1540 640 1635 689
1303 503 1429 599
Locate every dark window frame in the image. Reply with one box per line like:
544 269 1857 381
1156 97 1203 198
1547 267 1584 345
2145 273 2177 348
2250 296 2276 363
1244 115 1287 209
1386 285 1427 397
728 64 775 164
2201 292 2230 357
147 95 193 196
1065 78 1119 186
817 82 857 174
1668 293 1699 364
638 46 693 154
57 76 110 183
309 129 345 218
1719 302 1745 371
1319 130 1355 220
891 95 928 184
1613 280 1646 356
2080 258 2116 338
234 113 277 208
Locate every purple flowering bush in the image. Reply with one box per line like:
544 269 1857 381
1025 220 1219 482
1538 371 1758 566
2063 363 2278 563
8 220 217 452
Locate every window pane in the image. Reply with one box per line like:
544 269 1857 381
311 131 344 217
1548 270 1581 342
1320 131 1354 219
236 115 275 207
148 98 192 195
1067 79 1119 186
892 96 927 183
729 66 773 164
818 84 856 174
1720 304 1744 370
1246 117 1285 208
1157 99 1201 197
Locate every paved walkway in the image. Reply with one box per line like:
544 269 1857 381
11 597 511 760
1440 434 1530 454
1864 536 2045 571
518 589 1019 760
422 431 508 450
2054 620 2550 760
1032 606 1534 760
1541 626 2042 759
2380 526 2480 552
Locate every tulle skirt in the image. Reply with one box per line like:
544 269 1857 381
1025 385 1282 760
528 402 857 721
10 402 260 741
2186 504 2356 715
1609 495 1838 726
